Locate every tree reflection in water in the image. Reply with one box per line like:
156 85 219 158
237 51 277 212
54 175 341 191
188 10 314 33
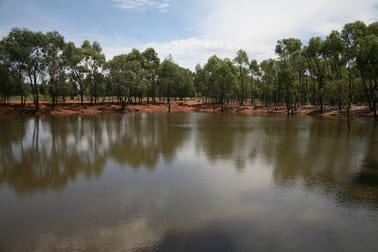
0 114 378 252
0 114 190 194
0 114 377 207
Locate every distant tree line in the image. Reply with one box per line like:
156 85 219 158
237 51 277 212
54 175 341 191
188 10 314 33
0 20 377 120
0 29 194 112
195 20 378 121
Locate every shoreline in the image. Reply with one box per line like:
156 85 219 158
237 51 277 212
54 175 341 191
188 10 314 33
0 100 374 120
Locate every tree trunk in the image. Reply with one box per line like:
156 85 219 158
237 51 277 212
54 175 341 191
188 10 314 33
346 105 351 130
361 78 372 111
79 83 84 105
34 92 39 112
374 78 377 122
18 68 25 106
319 95 323 112
51 78 57 108
29 71 39 112
250 78 253 106
239 66 244 106
318 78 324 112
152 76 156 103
348 68 353 105
121 97 126 110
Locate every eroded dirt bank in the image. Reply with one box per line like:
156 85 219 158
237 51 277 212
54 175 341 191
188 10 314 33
0 100 374 119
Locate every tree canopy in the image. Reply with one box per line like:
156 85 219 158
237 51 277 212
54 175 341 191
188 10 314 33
0 20 377 119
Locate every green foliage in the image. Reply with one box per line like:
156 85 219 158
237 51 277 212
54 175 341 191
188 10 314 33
44 31 66 106
233 49 249 104
1 28 47 110
274 38 303 114
142 48 160 102
156 57 194 111
198 55 237 110
64 41 86 104
81 40 106 104
0 20 377 120
260 59 278 105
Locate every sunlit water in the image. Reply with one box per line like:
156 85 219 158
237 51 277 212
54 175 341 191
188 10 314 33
0 113 377 252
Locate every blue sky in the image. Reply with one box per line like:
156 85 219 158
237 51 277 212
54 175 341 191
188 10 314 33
1 0 377 69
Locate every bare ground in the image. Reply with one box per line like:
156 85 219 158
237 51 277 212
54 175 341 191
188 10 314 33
0 100 374 119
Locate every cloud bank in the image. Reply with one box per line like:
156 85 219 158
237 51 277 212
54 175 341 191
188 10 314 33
113 0 172 12
105 0 378 69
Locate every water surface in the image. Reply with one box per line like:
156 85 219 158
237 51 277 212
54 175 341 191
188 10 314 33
0 113 377 252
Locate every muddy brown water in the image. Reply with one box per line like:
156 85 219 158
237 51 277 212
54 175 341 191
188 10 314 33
0 113 377 252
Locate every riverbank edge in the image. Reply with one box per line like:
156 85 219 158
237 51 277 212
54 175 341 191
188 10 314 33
0 100 374 120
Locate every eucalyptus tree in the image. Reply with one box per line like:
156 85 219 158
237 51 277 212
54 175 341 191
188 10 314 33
25 31 47 111
157 57 178 112
64 42 86 104
0 40 16 103
340 21 378 123
322 31 344 110
81 40 106 104
342 21 367 46
202 55 220 103
213 58 237 112
260 59 278 106
303 37 327 112
1 28 33 105
324 29 355 128
44 31 66 107
194 64 207 99
2 29 46 111
203 55 237 111
233 49 249 105
173 67 194 100
142 48 160 103
127 49 146 103
368 21 378 35
294 50 309 105
275 38 302 115
1 21 377 122
342 21 378 116
249 59 260 105
108 54 129 108
324 31 345 82
0 58 16 103
94 71 106 102
355 32 378 121
156 56 194 111
341 21 367 109
108 50 141 106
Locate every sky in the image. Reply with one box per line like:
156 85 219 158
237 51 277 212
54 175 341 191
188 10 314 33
0 0 377 69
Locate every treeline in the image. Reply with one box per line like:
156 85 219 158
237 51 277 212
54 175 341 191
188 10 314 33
0 20 377 120
196 20 378 121
0 29 194 112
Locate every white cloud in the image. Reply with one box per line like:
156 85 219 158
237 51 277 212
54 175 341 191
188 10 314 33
113 0 172 12
1 0 377 70
106 0 378 69
104 38 275 71
200 0 377 52
143 38 275 68
104 38 245 69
